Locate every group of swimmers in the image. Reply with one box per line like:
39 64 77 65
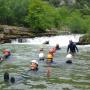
3 40 79 84
39 44 61 63
39 40 79 64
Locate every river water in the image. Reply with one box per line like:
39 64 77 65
0 35 90 90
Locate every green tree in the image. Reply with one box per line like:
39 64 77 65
26 0 56 33
0 0 29 26
48 0 61 7
84 16 90 33
75 0 90 15
67 10 88 33
58 6 70 26
10 0 29 26
0 0 14 24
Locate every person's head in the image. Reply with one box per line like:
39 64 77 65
56 44 59 46
66 54 73 64
31 60 38 71
4 72 9 82
10 77 15 83
66 54 72 60
69 40 73 44
39 52 44 58
40 48 43 51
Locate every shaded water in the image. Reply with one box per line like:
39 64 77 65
0 44 90 90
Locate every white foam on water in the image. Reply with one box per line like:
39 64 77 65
11 34 83 47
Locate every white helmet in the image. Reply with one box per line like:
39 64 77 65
66 54 72 59
31 60 38 65
39 53 44 58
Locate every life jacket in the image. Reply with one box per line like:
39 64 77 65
47 53 53 62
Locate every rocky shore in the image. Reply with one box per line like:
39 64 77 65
0 25 90 45
76 34 90 45
0 25 58 44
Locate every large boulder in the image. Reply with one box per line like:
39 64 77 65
76 34 90 45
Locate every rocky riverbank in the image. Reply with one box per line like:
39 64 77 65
0 25 58 44
0 25 34 43
76 34 90 45
0 25 90 45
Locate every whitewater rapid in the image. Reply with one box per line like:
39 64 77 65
11 34 83 47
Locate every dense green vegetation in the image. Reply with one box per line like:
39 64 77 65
0 0 90 34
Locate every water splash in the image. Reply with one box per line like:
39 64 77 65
11 34 82 47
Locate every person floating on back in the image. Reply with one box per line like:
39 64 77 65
67 40 78 56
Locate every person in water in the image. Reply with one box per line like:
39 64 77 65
49 47 56 57
39 50 45 61
3 49 11 59
67 40 78 56
47 52 54 63
39 48 43 51
30 60 39 71
66 54 73 64
55 44 60 50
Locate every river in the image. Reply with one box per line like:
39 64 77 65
0 34 90 90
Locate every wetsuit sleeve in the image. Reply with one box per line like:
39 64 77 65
75 45 79 52
67 45 69 53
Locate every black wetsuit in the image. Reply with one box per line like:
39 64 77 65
67 42 78 54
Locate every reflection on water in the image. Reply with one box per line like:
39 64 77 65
0 44 90 90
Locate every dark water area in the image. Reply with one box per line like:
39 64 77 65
0 44 90 90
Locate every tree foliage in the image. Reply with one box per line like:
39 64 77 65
25 0 56 33
0 0 90 34
0 0 29 26
67 10 90 33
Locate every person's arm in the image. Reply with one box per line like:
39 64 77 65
75 45 79 52
67 45 69 53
